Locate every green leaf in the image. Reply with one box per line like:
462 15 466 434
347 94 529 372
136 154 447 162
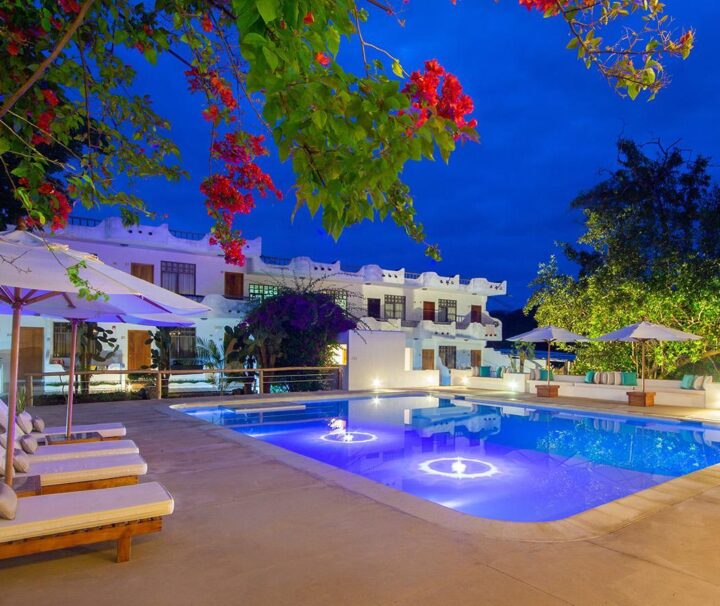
262 46 279 70
255 0 278 23
391 60 403 78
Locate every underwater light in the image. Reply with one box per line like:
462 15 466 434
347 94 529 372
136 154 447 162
320 431 378 444
419 456 499 480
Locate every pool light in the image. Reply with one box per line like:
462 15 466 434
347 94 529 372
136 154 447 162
320 431 377 444
461 376 469 385
419 456 499 480
372 378 381 388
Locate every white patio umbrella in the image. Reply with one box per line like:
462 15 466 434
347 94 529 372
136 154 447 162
0 228 210 485
508 326 589 387
595 321 701 393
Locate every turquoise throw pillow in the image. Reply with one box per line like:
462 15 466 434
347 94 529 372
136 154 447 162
680 374 695 390
539 369 554 381
584 371 595 384
496 367 504 379
479 366 491 378
622 372 638 386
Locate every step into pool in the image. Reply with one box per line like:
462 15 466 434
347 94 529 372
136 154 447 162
180 395 720 522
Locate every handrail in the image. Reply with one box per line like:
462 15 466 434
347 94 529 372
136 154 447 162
22 365 344 404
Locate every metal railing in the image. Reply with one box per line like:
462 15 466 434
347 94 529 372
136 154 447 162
169 228 206 241
260 255 292 266
68 216 102 227
20 366 344 406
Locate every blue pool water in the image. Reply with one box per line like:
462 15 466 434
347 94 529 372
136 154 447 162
181 395 720 522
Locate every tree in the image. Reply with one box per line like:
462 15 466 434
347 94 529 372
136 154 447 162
0 1 694 275
527 139 720 379
75 322 118 394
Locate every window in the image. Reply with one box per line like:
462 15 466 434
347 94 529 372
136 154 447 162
439 345 457 369
471 350 483 367
131 263 154 284
161 261 196 295
224 272 244 299
248 283 279 301
367 298 381 319
384 295 406 320
422 349 435 370
323 289 348 309
170 328 196 361
438 299 457 323
52 322 71 358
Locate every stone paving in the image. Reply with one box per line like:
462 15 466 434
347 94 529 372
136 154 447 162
1 391 718 605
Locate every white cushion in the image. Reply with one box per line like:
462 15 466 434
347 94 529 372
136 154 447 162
606 372 615 385
13 450 30 473
693 376 705 390
38 422 126 439
32 416 45 432
613 371 622 385
593 372 601 384
32 439 139 462
0 483 17 521
15 453 147 487
19 434 38 454
0 482 173 543
16 412 33 435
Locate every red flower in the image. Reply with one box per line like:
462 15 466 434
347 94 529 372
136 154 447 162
41 89 59 107
201 14 213 33
315 52 330 67
303 12 314 24
7 41 20 56
58 0 81 14
202 105 219 122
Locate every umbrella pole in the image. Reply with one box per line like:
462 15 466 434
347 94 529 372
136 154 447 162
641 340 646 393
65 319 79 439
3 296 22 486
547 341 551 386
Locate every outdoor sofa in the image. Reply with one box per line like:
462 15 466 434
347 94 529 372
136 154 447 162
0 481 174 562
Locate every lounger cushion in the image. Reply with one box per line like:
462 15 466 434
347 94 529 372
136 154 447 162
38 423 126 439
0 482 174 543
19 435 38 454
16 453 147 487
32 439 139 462
13 450 30 473
584 371 595 384
16 413 33 435
693 376 705 390
593 372 601 384
32 416 45 432
0 484 17 521
622 372 638 386
613 371 622 385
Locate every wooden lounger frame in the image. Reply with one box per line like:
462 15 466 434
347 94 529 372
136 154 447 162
0 517 162 563
39 475 138 495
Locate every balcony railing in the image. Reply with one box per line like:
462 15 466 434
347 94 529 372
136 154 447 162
181 294 205 302
260 255 292 266
68 216 102 227
169 228 206 241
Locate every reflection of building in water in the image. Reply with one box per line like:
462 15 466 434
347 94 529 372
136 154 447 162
406 404 501 441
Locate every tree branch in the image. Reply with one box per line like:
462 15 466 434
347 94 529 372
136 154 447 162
0 0 96 120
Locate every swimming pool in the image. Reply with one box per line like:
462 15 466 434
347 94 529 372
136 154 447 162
181 395 720 522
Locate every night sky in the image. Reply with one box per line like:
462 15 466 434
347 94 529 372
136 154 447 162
86 1 720 309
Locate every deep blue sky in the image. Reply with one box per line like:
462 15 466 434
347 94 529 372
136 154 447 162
88 1 719 309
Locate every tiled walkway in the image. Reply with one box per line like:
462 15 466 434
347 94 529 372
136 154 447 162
1 393 719 605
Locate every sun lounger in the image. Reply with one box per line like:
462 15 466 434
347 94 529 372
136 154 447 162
0 482 173 562
0 400 127 440
6 453 148 494
31 439 139 462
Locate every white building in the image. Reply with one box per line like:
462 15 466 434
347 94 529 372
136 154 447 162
0 216 507 391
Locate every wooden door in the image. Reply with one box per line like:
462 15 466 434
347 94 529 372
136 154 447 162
422 349 435 370
131 263 154 283
423 301 435 321
224 272 244 298
367 298 381 319
471 350 483 367
471 305 483 323
19 327 44 378
128 330 151 370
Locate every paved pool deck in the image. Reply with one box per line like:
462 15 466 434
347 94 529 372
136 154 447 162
1 389 719 605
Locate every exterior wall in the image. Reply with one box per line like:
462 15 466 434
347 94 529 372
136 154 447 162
0 217 507 392
345 331 439 390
